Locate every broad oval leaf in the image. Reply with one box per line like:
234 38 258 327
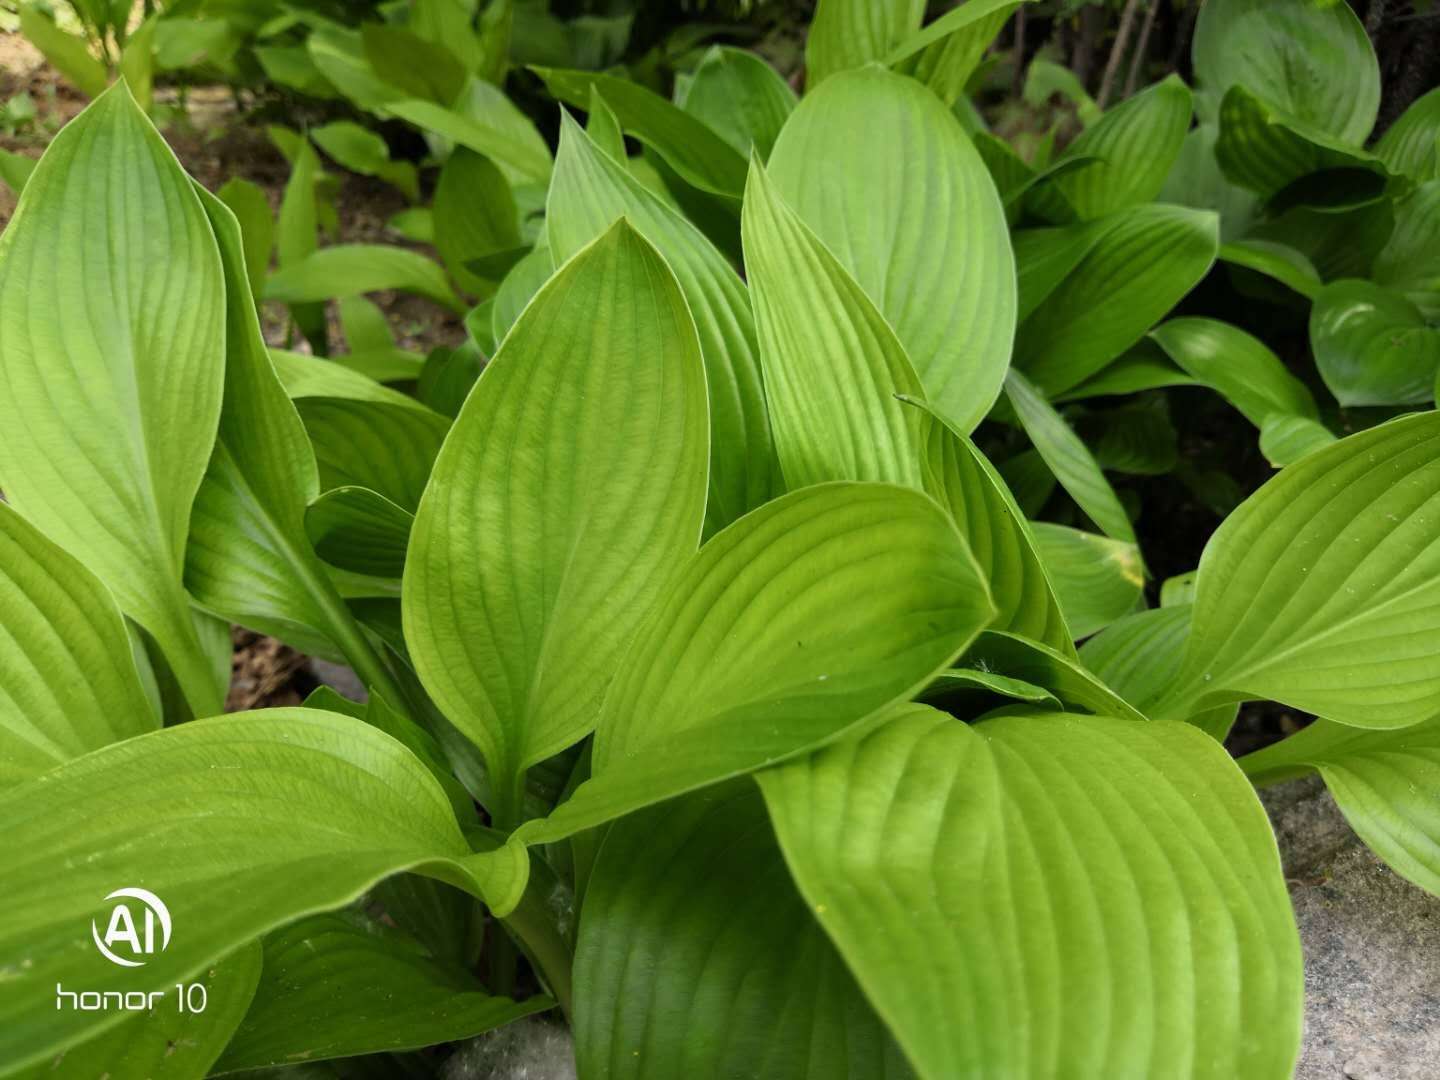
264 243 464 313
0 502 156 787
758 707 1303 1079
1149 317 1318 427
518 481 994 845
678 45 796 162
212 912 550 1072
403 222 709 821
1310 279 1440 407
1046 75 1193 221
0 84 225 716
574 780 912 1079
1375 85 1440 182
1213 84 1382 197
886 0 1029 108
1192 0 1379 145
767 66 1015 433
1167 412 1440 729
433 147 520 295
1014 203 1218 396
0 709 526 1072
1032 522 1144 639
306 486 413 580
547 111 779 534
805 0 924 88
1373 180 1440 320
963 629 1147 723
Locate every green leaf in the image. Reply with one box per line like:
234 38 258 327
1041 76 1192 221
217 177 274 302
1375 85 1440 182
1259 414 1338 467
434 147 520 295
805 0 923 88
18 7 108 98
1310 279 1440 407
1033 522 1144 639
490 242 553 345
909 398 1073 653
573 780 911 1079
1217 238 1321 299
311 121 419 202
255 44 336 98
1164 412 1440 730
119 15 158 113
963 629 1148 722
1192 0 1379 145
386 83 552 186
213 912 549 1072
1241 715 1440 897
404 222 709 823
1004 370 1136 545
759 707 1302 1080
1213 84 1383 197
0 85 225 716
766 66 1015 433
362 23 466 106
886 0 1030 108
11 946 261 1080
308 25 403 112
1014 204 1219 396
269 348 433 410
742 156 924 489
677 45 795 161
533 67 747 199
264 244 464 313
274 137 326 352
0 502 156 786
306 486 413 579
0 708 527 1072
0 148 36 196
1149 317 1318 428
1373 180 1440 319
298 396 450 513
515 481 994 845
547 112 778 534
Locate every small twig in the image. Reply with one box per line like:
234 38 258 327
1098 0 1143 108
1124 0 1160 98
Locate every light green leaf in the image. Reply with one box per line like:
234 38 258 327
1375 85 1440 182
1310 279 1440 407
1150 317 1318 428
964 629 1148 722
1164 412 1440 730
255 44 336 98
1240 716 1440 897
0 85 225 716
404 222 709 823
311 121 419 202
887 0 1030 108
677 45 795 161
1058 343 1196 401
533 67 747 199
434 147 520 295
268 348 432 410
299 397 450 513
767 66 1015 433
0 148 36 196
118 15 158 112
274 137 326 351
11 946 262 1080
1259 414 1338 467
0 502 155 787
573 780 912 1079
805 0 923 88
1374 180 1440 319
758 708 1302 1080
548 112 778 534
306 486 412 579
264 244 464 313
0 709 527 1073
1192 0 1379 145
387 85 552 185
308 26 402 112
1217 238 1321 299
1033 522 1144 639
1161 571 1198 608
742 157 924 489
490 242 553 345
515 482 993 846
1004 369 1136 545
217 177 274 302
1024 57 1102 127
18 7 107 98
1043 76 1192 221
212 912 549 1073
1014 204 1219 396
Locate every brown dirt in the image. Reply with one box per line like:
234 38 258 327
226 628 319 712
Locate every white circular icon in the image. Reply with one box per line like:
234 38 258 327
91 888 172 968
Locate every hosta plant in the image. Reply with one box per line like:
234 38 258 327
1 6 1440 1080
